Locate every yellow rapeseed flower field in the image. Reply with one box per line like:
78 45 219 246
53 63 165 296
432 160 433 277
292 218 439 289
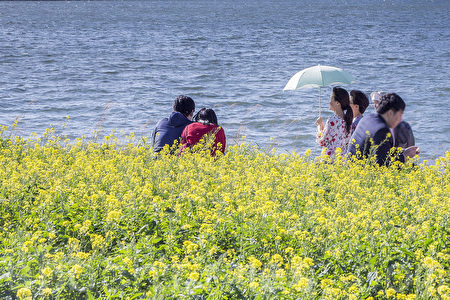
0 128 448 299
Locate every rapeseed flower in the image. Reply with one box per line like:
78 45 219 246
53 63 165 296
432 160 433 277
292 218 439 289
16 288 32 300
0 130 448 298
42 288 52 297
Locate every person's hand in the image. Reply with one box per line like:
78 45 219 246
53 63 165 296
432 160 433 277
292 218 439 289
403 146 420 158
315 117 324 131
314 116 322 126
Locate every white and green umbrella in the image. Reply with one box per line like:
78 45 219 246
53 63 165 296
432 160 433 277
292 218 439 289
283 65 355 117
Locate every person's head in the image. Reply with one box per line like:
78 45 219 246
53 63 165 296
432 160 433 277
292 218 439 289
194 108 218 125
173 95 195 120
377 93 406 128
370 91 385 110
329 87 353 133
350 90 369 117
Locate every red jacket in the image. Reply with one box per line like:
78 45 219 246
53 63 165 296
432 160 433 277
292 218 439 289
181 122 226 155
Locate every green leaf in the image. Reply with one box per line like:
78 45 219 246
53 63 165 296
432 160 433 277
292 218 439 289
399 247 414 258
130 293 144 299
152 237 162 244
369 256 377 269
87 290 95 300
423 238 434 248
20 266 31 276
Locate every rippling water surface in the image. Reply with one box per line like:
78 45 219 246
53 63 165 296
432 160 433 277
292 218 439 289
0 0 449 160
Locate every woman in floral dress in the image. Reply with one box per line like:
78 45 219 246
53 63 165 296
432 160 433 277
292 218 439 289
315 87 353 156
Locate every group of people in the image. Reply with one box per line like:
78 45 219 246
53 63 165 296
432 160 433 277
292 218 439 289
315 87 419 165
152 90 419 165
152 95 226 156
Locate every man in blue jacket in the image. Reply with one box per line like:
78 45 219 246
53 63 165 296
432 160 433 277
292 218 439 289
347 93 419 165
152 95 195 152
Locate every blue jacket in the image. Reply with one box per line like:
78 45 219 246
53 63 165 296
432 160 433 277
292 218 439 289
346 113 404 165
152 112 192 152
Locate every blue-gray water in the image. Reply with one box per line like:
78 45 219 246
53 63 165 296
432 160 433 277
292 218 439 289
1 0 449 161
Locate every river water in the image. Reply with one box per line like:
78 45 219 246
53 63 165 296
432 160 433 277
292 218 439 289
1 0 449 161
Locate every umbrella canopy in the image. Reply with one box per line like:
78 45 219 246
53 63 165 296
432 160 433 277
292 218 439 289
283 65 355 116
283 65 354 90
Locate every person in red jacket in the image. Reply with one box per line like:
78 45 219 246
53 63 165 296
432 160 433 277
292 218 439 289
181 108 226 155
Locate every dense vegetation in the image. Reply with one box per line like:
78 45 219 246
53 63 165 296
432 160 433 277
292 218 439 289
0 129 448 299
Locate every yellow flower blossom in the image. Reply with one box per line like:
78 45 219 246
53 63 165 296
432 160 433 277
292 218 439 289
0 132 448 298
106 210 122 223
42 267 53 277
188 271 199 281
386 288 396 298
42 288 52 297
248 256 262 269
70 264 83 279
17 288 32 300
293 277 309 291
249 281 259 289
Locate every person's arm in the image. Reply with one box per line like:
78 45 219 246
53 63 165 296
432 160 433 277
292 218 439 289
404 122 415 147
216 127 226 153
152 128 156 148
403 146 420 159
152 125 159 151
315 116 325 132
316 118 332 147
395 121 416 148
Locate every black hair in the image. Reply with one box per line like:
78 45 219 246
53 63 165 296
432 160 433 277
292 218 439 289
376 93 405 114
350 90 369 114
332 87 353 134
173 95 195 116
194 108 218 125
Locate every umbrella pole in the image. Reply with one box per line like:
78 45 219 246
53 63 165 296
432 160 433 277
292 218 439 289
318 88 322 118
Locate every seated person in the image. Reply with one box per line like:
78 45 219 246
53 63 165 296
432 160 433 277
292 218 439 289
370 91 385 110
347 93 419 165
371 91 415 149
315 87 353 156
152 95 195 152
349 90 369 133
181 108 226 155
394 120 415 149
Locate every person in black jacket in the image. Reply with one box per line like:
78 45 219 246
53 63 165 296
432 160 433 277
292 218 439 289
347 93 419 165
152 95 195 152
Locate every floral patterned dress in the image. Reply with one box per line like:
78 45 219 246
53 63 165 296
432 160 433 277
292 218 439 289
316 114 351 156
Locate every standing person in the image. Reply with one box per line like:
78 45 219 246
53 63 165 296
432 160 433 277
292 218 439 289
152 95 195 153
349 90 369 133
315 87 353 156
181 108 226 156
347 93 419 165
371 91 415 149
